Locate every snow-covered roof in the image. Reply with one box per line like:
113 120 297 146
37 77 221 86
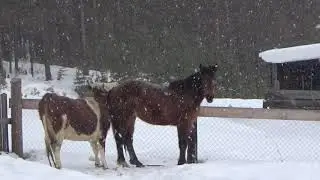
259 43 320 63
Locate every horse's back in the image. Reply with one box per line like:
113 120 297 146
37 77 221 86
109 80 172 103
39 93 100 136
108 80 182 125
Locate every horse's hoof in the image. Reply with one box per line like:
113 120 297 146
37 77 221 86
177 159 186 165
95 163 104 168
130 159 144 168
135 162 145 168
117 161 130 168
187 158 197 164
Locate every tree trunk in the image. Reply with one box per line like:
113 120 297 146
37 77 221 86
80 0 89 75
13 42 18 75
13 19 19 75
92 0 98 65
28 40 34 77
0 32 3 61
9 33 13 74
41 8 52 81
0 39 5 86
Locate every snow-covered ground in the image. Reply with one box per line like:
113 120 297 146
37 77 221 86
1 60 320 180
2 152 320 180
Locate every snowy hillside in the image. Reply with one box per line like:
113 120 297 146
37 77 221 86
1 60 320 180
0 60 107 98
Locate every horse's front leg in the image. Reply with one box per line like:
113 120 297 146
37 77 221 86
177 124 188 165
187 121 198 164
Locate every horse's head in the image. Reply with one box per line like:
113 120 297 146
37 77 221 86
86 81 110 105
199 64 218 103
92 87 109 104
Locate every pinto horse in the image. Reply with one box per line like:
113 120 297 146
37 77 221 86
104 64 218 167
38 85 110 169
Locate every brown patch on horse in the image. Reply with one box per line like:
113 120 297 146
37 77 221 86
106 64 218 167
38 92 110 169
40 93 98 135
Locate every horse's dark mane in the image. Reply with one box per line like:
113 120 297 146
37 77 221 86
169 71 203 98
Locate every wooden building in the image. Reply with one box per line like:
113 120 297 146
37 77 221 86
259 43 320 109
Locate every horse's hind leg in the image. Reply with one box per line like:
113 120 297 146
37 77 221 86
90 141 101 167
51 141 62 169
112 126 129 167
126 139 144 167
98 138 108 169
90 138 108 169
44 137 55 167
124 118 144 167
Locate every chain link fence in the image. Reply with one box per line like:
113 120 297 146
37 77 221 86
20 107 320 166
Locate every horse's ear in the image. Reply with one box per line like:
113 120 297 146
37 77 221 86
211 64 218 72
199 64 204 71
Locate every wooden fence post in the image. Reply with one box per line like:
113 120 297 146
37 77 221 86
0 93 9 152
11 78 23 157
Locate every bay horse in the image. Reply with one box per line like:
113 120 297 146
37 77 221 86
38 85 110 169
105 64 218 167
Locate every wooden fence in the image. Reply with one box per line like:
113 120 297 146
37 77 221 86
0 93 9 153
0 78 23 157
2 77 320 161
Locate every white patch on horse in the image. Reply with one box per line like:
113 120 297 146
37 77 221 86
61 114 67 121
98 143 108 168
85 97 101 121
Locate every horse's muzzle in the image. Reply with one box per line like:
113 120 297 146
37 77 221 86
206 95 214 103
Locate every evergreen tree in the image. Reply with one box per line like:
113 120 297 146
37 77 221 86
73 68 88 97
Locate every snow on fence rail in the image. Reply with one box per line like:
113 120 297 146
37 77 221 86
3 77 320 163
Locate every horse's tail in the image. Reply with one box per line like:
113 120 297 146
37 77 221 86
111 125 129 156
123 138 128 156
106 89 129 157
38 93 56 168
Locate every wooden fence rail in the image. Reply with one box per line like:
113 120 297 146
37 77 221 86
199 106 320 121
14 98 320 122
